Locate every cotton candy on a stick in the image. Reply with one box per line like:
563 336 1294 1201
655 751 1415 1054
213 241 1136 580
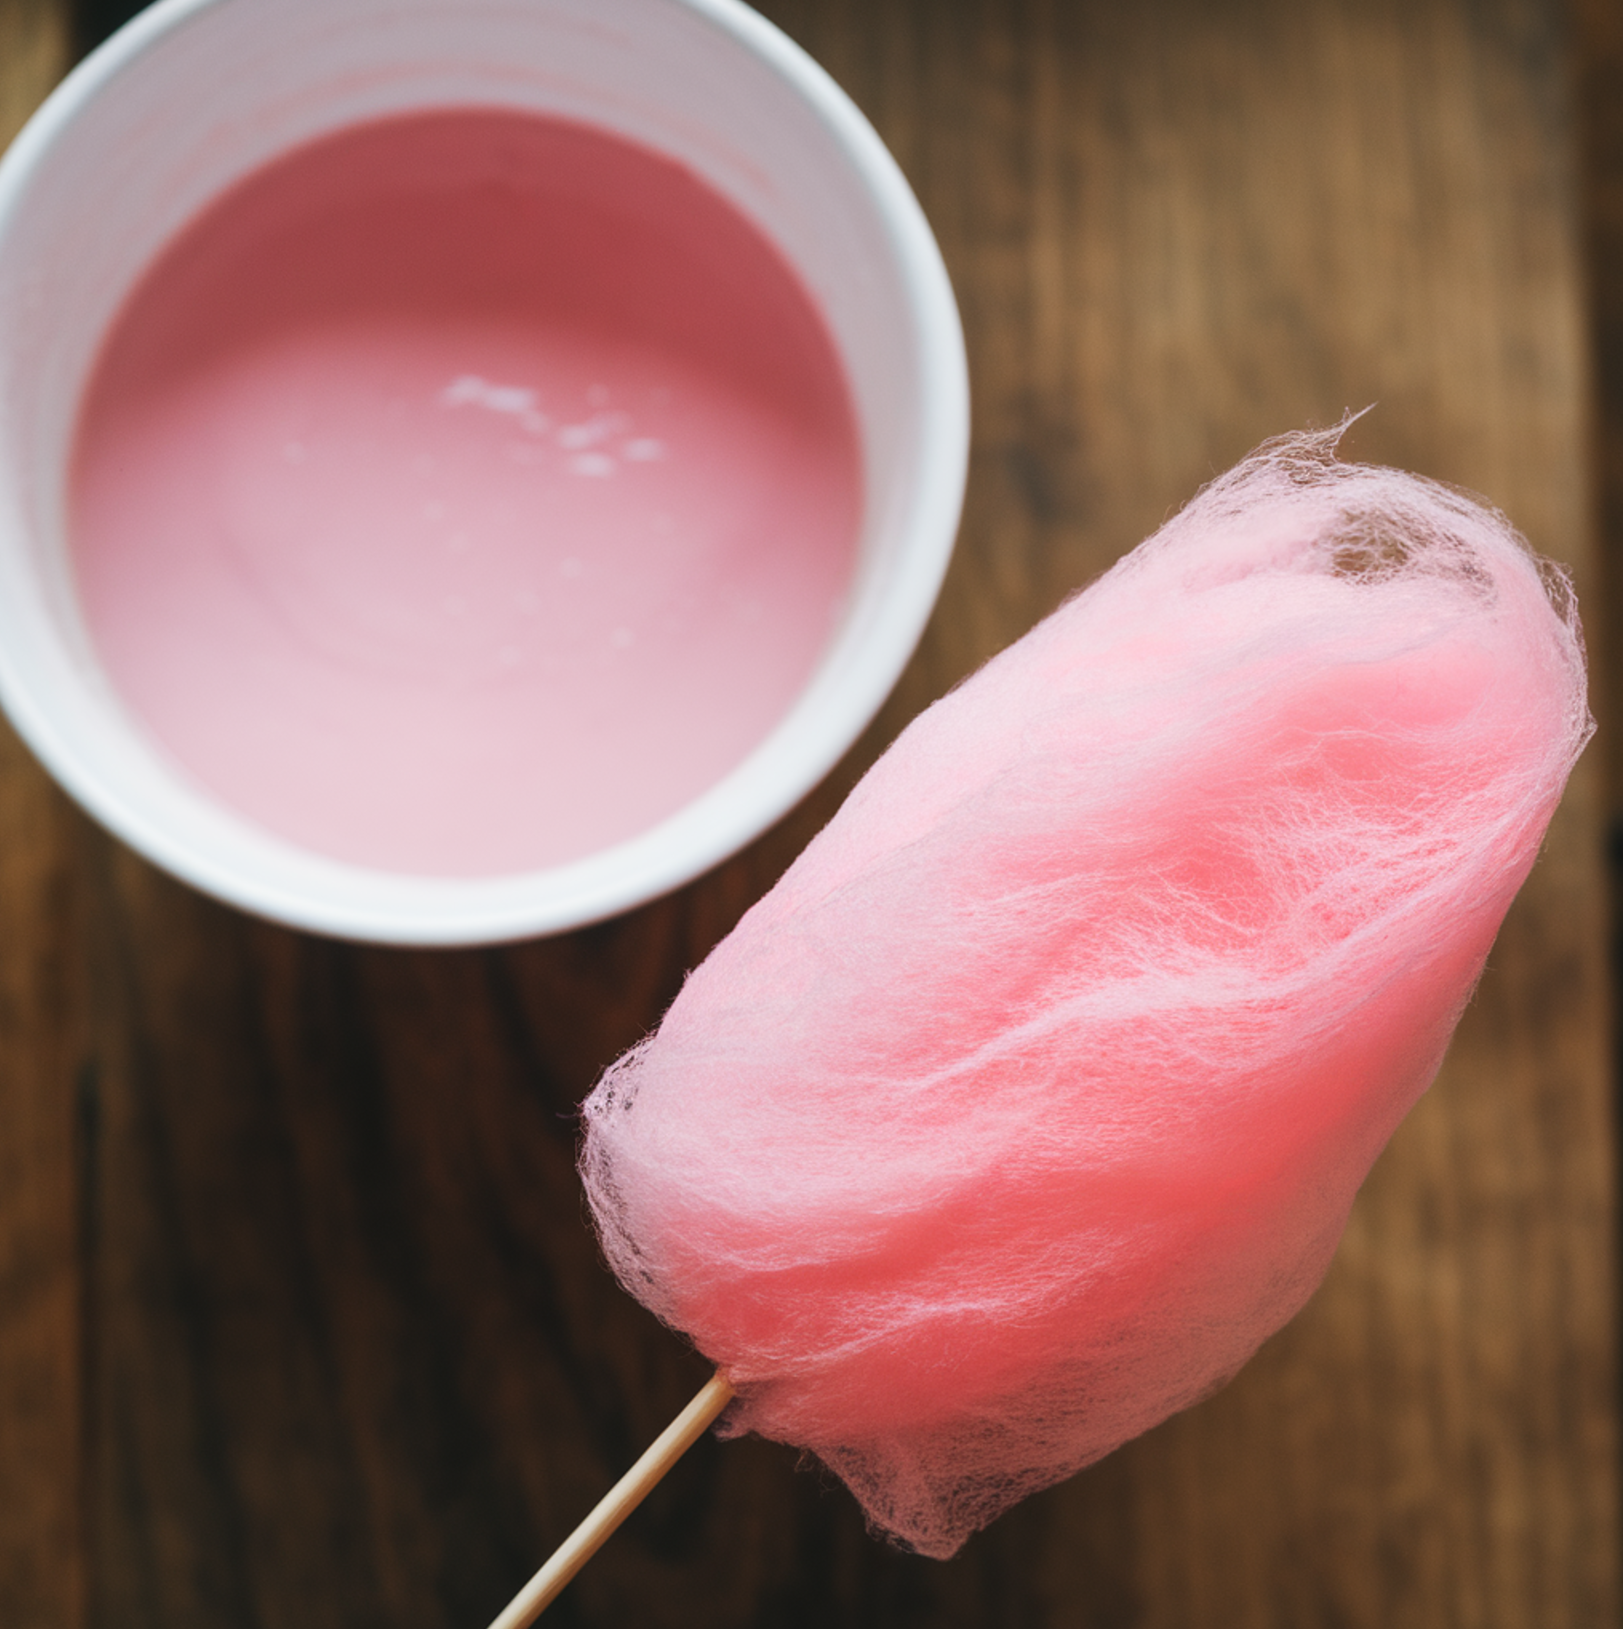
580 431 1590 1560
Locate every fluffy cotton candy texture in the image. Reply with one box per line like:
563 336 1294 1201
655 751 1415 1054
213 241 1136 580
580 431 1590 1559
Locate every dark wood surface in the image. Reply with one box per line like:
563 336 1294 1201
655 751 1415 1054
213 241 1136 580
1 0 1617 1624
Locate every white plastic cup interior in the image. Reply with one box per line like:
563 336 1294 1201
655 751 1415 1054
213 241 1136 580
0 0 968 945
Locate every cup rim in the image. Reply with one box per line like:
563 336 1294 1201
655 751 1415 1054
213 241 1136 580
0 0 969 945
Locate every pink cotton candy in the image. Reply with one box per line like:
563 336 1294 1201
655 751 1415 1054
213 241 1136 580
579 429 1590 1558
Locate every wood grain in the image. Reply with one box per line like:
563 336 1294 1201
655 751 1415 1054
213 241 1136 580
0 12 84 1629
0 0 1614 1624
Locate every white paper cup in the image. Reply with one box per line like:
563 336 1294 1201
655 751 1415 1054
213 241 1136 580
0 0 967 944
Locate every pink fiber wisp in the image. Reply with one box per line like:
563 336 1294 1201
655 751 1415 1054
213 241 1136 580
580 431 1590 1558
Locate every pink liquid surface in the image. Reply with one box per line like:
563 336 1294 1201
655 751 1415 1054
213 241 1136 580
70 110 861 877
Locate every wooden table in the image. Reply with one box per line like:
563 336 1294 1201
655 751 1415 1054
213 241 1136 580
0 0 1616 1624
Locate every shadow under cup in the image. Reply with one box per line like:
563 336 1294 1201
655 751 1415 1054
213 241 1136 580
0 0 967 944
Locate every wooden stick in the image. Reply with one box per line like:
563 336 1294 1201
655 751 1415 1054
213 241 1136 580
485 1371 736 1629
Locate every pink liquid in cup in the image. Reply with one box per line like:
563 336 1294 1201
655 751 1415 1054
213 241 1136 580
69 109 862 878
